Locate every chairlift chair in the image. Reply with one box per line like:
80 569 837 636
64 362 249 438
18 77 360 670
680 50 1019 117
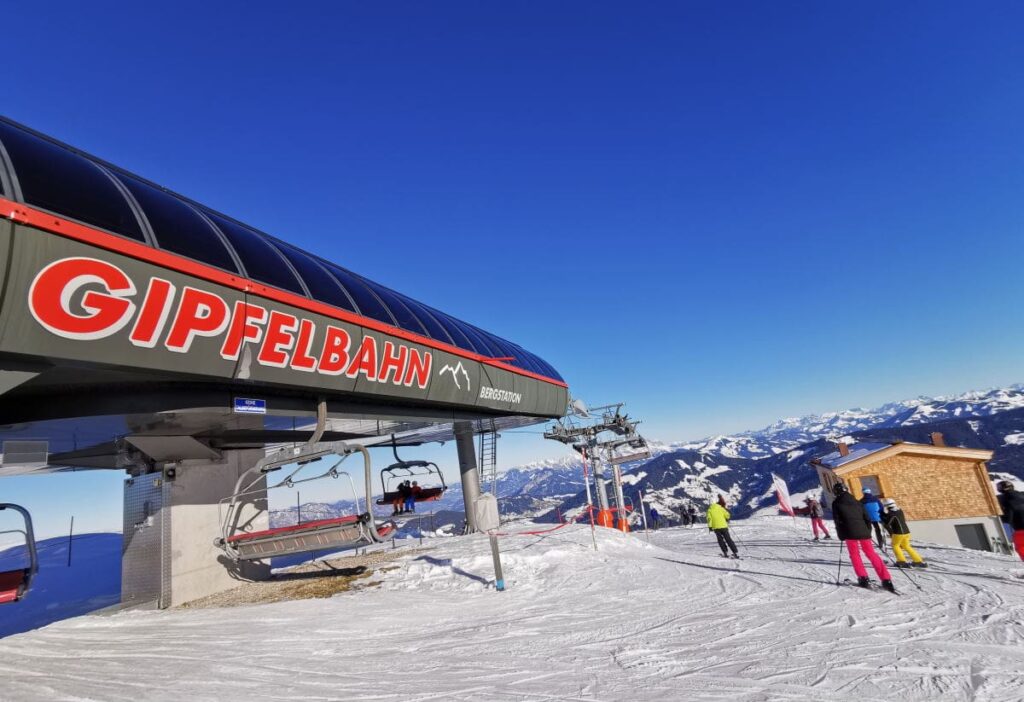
375 460 448 508
216 443 396 562
0 504 39 604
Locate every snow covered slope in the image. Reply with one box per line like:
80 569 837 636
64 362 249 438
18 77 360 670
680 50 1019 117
0 533 121 639
1 519 1021 701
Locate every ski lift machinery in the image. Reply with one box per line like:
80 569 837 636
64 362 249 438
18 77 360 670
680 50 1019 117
375 441 448 509
215 441 397 562
0 503 38 604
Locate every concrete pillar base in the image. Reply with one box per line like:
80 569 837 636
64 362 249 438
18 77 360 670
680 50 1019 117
122 449 270 609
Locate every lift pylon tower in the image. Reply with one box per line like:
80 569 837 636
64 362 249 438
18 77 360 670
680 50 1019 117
544 399 651 530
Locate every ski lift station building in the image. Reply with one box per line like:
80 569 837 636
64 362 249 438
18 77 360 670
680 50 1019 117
812 436 1007 554
0 116 569 607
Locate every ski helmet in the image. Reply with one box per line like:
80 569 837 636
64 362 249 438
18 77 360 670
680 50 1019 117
997 480 1014 493
883 498 897 509
832 482 848 495
862 488 872 494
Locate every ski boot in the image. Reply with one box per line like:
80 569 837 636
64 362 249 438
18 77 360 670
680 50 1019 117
812 537 820 542
719 552 730 558
894 561 910 569
881 580 897 593
823 535 832 540
911 561 927 569
730 553 740 559
857 576 871 588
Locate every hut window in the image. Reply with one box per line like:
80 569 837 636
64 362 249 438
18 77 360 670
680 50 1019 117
860 475 883 496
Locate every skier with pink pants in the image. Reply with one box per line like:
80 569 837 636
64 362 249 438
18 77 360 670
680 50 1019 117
830 482 894 592
805 496 831 541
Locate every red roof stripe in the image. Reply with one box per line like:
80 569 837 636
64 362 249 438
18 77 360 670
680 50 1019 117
0 197 567 388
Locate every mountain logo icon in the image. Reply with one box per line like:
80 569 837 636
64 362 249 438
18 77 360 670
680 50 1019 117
439 361 471 391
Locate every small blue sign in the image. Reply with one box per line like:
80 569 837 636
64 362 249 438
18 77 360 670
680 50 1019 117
233 397 266 415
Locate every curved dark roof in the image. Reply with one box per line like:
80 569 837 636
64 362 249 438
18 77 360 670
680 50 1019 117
0 117 563 383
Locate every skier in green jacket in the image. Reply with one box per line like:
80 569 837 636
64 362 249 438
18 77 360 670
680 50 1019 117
707 495 739 559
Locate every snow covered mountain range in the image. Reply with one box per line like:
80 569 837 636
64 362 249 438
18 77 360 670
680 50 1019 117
509 384 1024 521
675 384 1024 459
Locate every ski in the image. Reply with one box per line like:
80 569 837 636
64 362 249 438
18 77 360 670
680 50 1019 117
841 577 901 595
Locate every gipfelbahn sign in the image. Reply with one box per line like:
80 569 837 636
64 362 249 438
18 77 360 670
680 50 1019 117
0 204 567 420
29 257 435 389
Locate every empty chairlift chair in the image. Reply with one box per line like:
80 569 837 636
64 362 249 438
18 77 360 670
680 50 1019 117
216 443 397 562
0 504 39 604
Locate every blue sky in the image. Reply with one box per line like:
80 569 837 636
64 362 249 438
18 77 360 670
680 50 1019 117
3 2 1024 536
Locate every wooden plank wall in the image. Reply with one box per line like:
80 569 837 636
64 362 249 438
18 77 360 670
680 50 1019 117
844 455 999 521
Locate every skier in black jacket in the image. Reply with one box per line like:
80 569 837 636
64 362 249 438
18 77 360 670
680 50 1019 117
881 498 925 568
831 483 894 591
997 480 1024 561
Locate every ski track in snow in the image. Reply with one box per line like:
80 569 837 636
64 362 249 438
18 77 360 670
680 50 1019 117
1 518 1023 702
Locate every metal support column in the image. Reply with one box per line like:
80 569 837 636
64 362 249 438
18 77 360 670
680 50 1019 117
489 534 505 591
593 456 610 512
612 464 629 532
455 421 482 534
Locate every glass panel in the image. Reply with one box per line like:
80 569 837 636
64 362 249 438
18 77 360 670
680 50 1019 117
397 296 454 345
530 354 553 377
116 174 238 272
0 122 145 241
204 212 305 295
361 280 428 336
431 312 477 352
273 244 358 313
457 322 501 357
535 355 563 381
488 336 533 370
530 354 554 379
324 265 395 325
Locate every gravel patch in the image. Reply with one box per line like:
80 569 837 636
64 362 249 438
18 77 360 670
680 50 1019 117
180 547 424 609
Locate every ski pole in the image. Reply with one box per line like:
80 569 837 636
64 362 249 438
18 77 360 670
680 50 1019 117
836 540 844 585
881 549 922 591
727 516 749 548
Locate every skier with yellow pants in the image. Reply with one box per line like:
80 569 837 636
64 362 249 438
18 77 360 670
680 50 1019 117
881 498 926 568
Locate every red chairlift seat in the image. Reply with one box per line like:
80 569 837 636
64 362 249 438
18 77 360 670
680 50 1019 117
0 568 30 604
0 504 38 604
227 514 362 544
226 513 398 561
376 486 446 506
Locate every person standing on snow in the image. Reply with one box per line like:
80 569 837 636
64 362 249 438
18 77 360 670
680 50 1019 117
832 483 894 591
707 495 739 559
996 480 1024 561
688 504 698 528
805 496 831 542
881 498 926 568
649 507 661 530
859 488 886 550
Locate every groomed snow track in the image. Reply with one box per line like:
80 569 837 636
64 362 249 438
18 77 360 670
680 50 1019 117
1 517 1023 701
